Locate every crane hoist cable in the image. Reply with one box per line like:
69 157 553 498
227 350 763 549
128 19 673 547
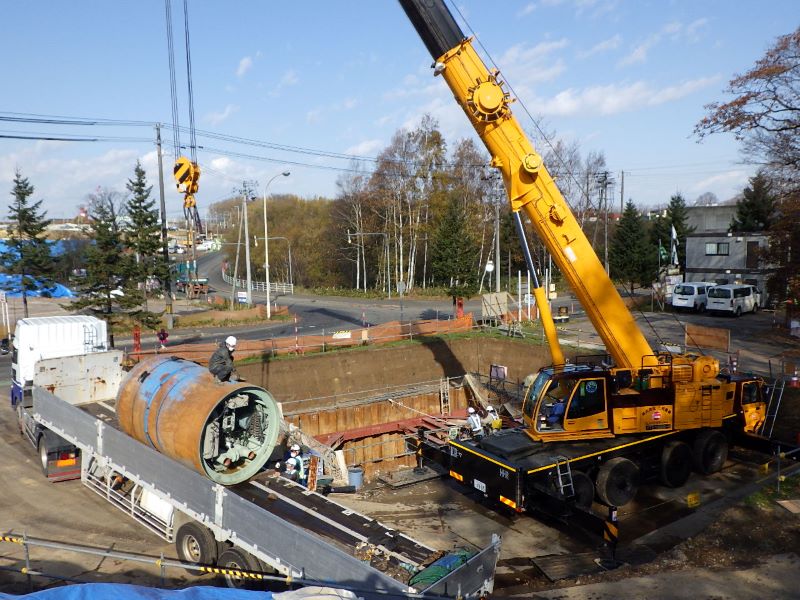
165 0 203 236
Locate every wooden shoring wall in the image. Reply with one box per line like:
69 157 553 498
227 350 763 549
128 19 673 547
284 388 467 481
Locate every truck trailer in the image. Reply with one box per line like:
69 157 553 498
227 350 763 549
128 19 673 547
15 346 498 599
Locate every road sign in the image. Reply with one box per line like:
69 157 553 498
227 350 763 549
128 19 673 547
236 291 248 304
397 281 406 295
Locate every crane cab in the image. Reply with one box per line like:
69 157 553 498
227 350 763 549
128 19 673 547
522 365 615 442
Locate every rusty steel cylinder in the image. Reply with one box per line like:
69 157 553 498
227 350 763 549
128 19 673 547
116 356 280 485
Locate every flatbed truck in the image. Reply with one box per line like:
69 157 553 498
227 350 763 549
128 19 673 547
20 350 499 599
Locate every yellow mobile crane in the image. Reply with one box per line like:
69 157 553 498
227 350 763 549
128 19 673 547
400 0 769 510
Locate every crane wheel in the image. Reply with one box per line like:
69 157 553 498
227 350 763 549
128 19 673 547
175 522 220 574
660 441 692 488
692 430 728 475
217 548 263 589
596 457 639 507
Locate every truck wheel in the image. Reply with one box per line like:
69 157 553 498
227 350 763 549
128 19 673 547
697 302 705 313
735 306 742 317
571 471 594 510
660 441 692 488
596 457 639 507
217 548 262 589
693 430 728 475
176 522 219 573
38 438 51 477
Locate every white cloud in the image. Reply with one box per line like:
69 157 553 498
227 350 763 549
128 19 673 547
203 104 239 126
535 75 720 116
344 139 384 156
237 56 253 78
577 34 621 59
306 108 322 124
619 19 709 67
517 3 537 17
690 170 748 193
279 70 298 88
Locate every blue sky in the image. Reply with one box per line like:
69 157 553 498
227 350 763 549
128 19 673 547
0 1 796 220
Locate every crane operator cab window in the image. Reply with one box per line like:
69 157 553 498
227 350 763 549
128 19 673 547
524 371 608 434
740 379 766 434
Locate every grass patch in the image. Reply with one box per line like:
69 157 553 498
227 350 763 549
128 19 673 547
744 472 800 509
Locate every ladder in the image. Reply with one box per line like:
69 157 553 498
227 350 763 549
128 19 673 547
761 377 787 439
439 377 451 415
554 456 574 498
83 324 97 354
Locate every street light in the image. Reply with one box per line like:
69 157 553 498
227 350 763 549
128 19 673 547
347 231 390 299
263 171 290 319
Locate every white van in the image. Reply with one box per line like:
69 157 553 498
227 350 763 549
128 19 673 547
707 284 760 317
671 282 716 312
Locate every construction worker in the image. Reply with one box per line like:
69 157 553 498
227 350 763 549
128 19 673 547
467 407 483 439
484 406 502 432
289 444 306 486
209 336 239 382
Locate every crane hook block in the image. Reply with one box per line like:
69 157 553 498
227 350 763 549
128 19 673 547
174 157 194 192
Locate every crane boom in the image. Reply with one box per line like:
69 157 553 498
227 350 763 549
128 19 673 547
399 0 658 373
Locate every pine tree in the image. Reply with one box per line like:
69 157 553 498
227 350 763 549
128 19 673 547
610 200 655 293
125 161 166 297
649 194 695 270
731 172 776 232
69 190 160 347
430 195 479 297
1 169 55 318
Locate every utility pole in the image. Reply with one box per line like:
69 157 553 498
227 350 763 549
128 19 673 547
494 201 501 293
155 124 174 329
241 181 253 307
619 170 625 214
595 171 613 275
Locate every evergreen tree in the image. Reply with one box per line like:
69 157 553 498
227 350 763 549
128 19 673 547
610 200 655 293
430 195 479 297
125 161 166 296
731 171 776 232
1 170 56 318
69 190 160 347
649 193 695 270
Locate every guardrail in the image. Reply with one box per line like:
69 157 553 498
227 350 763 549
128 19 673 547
222 270 294 295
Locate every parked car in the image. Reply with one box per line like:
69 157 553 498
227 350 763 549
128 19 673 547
707 284 760 317
671 282 716 313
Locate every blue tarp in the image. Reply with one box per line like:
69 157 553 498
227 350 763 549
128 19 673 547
0 240 76 297
0 584 273 600
0 274 74 298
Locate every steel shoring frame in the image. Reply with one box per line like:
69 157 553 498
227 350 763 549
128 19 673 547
0 533 467 600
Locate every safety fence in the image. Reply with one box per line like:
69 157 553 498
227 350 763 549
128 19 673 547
222 269 294 295
130 315 476 364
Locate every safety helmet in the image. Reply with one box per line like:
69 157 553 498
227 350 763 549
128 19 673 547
225 335 237 349
290 444 301 453
285 457 297 470
487 405 496 413
467 407 475 414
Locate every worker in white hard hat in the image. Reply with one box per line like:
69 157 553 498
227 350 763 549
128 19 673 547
466 406 484 439
208 335 239 382
484 405 502 432
289 444 306 486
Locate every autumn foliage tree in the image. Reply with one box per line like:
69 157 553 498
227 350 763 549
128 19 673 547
695 27 800 194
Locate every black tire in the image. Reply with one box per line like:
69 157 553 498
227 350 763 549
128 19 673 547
735 306 742 317
693 430 728 475
596 457 639 507
660 441 692 488
752 303 759 313
217 548 262 589
697 302 705 313
571 471 595 510
38 437 50 477
175 522 219 573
